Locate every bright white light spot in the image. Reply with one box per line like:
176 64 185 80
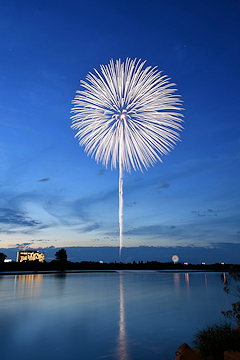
172 255 179 264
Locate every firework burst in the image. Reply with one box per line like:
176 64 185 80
71 58 183 260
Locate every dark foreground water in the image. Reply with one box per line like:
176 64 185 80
0 271 235 360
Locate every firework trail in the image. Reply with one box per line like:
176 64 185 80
71 58 183 261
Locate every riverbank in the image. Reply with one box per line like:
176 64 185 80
0 260 238 274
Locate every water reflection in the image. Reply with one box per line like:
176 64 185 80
173 272 180 290
205 274 208 290
222 272 227 284
0 272 233 360
116 273 130 360
54 272 67 294
185 273 189 289
14 274 43 299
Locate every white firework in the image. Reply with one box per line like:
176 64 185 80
172 255 179 264
71 58 183 260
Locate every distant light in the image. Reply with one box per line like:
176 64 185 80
221 262 225 265
202 262 206 265
184 262 188 265
4 259 12 263
99 260 103 263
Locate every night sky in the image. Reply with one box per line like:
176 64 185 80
1 0 239 263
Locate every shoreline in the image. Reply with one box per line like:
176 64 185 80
0 268 231 276
1 260 238 275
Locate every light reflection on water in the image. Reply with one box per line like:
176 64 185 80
14 274 43 299
185 272 190 289
0 271 234 360
116 274 130 360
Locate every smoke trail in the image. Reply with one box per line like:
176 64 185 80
119 130 123 261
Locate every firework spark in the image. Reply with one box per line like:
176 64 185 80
71 58 183 260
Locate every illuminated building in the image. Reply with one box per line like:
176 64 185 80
16 250 45 263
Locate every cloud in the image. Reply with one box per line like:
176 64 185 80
35 239 50 242
124 224 168 236
81 223 100 233
14 242 34 249
97 170 106 176
0 208 41 227
191 209 222 217
21 229 40 235
37 177 50 182
126 201 138 207
38 225 51 230
118 213 240 246
0 228 17 235
156 181 170 191
73 188 118 221
118 157 215 197
192 210 206 217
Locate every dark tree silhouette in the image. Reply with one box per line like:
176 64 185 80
0 253 7 264
221 267 240 325
55 249 67 262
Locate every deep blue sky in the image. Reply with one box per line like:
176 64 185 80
0 0 239 263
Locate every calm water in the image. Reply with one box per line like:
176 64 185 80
0 271 235 360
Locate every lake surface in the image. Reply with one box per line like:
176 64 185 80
0 271 235 360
